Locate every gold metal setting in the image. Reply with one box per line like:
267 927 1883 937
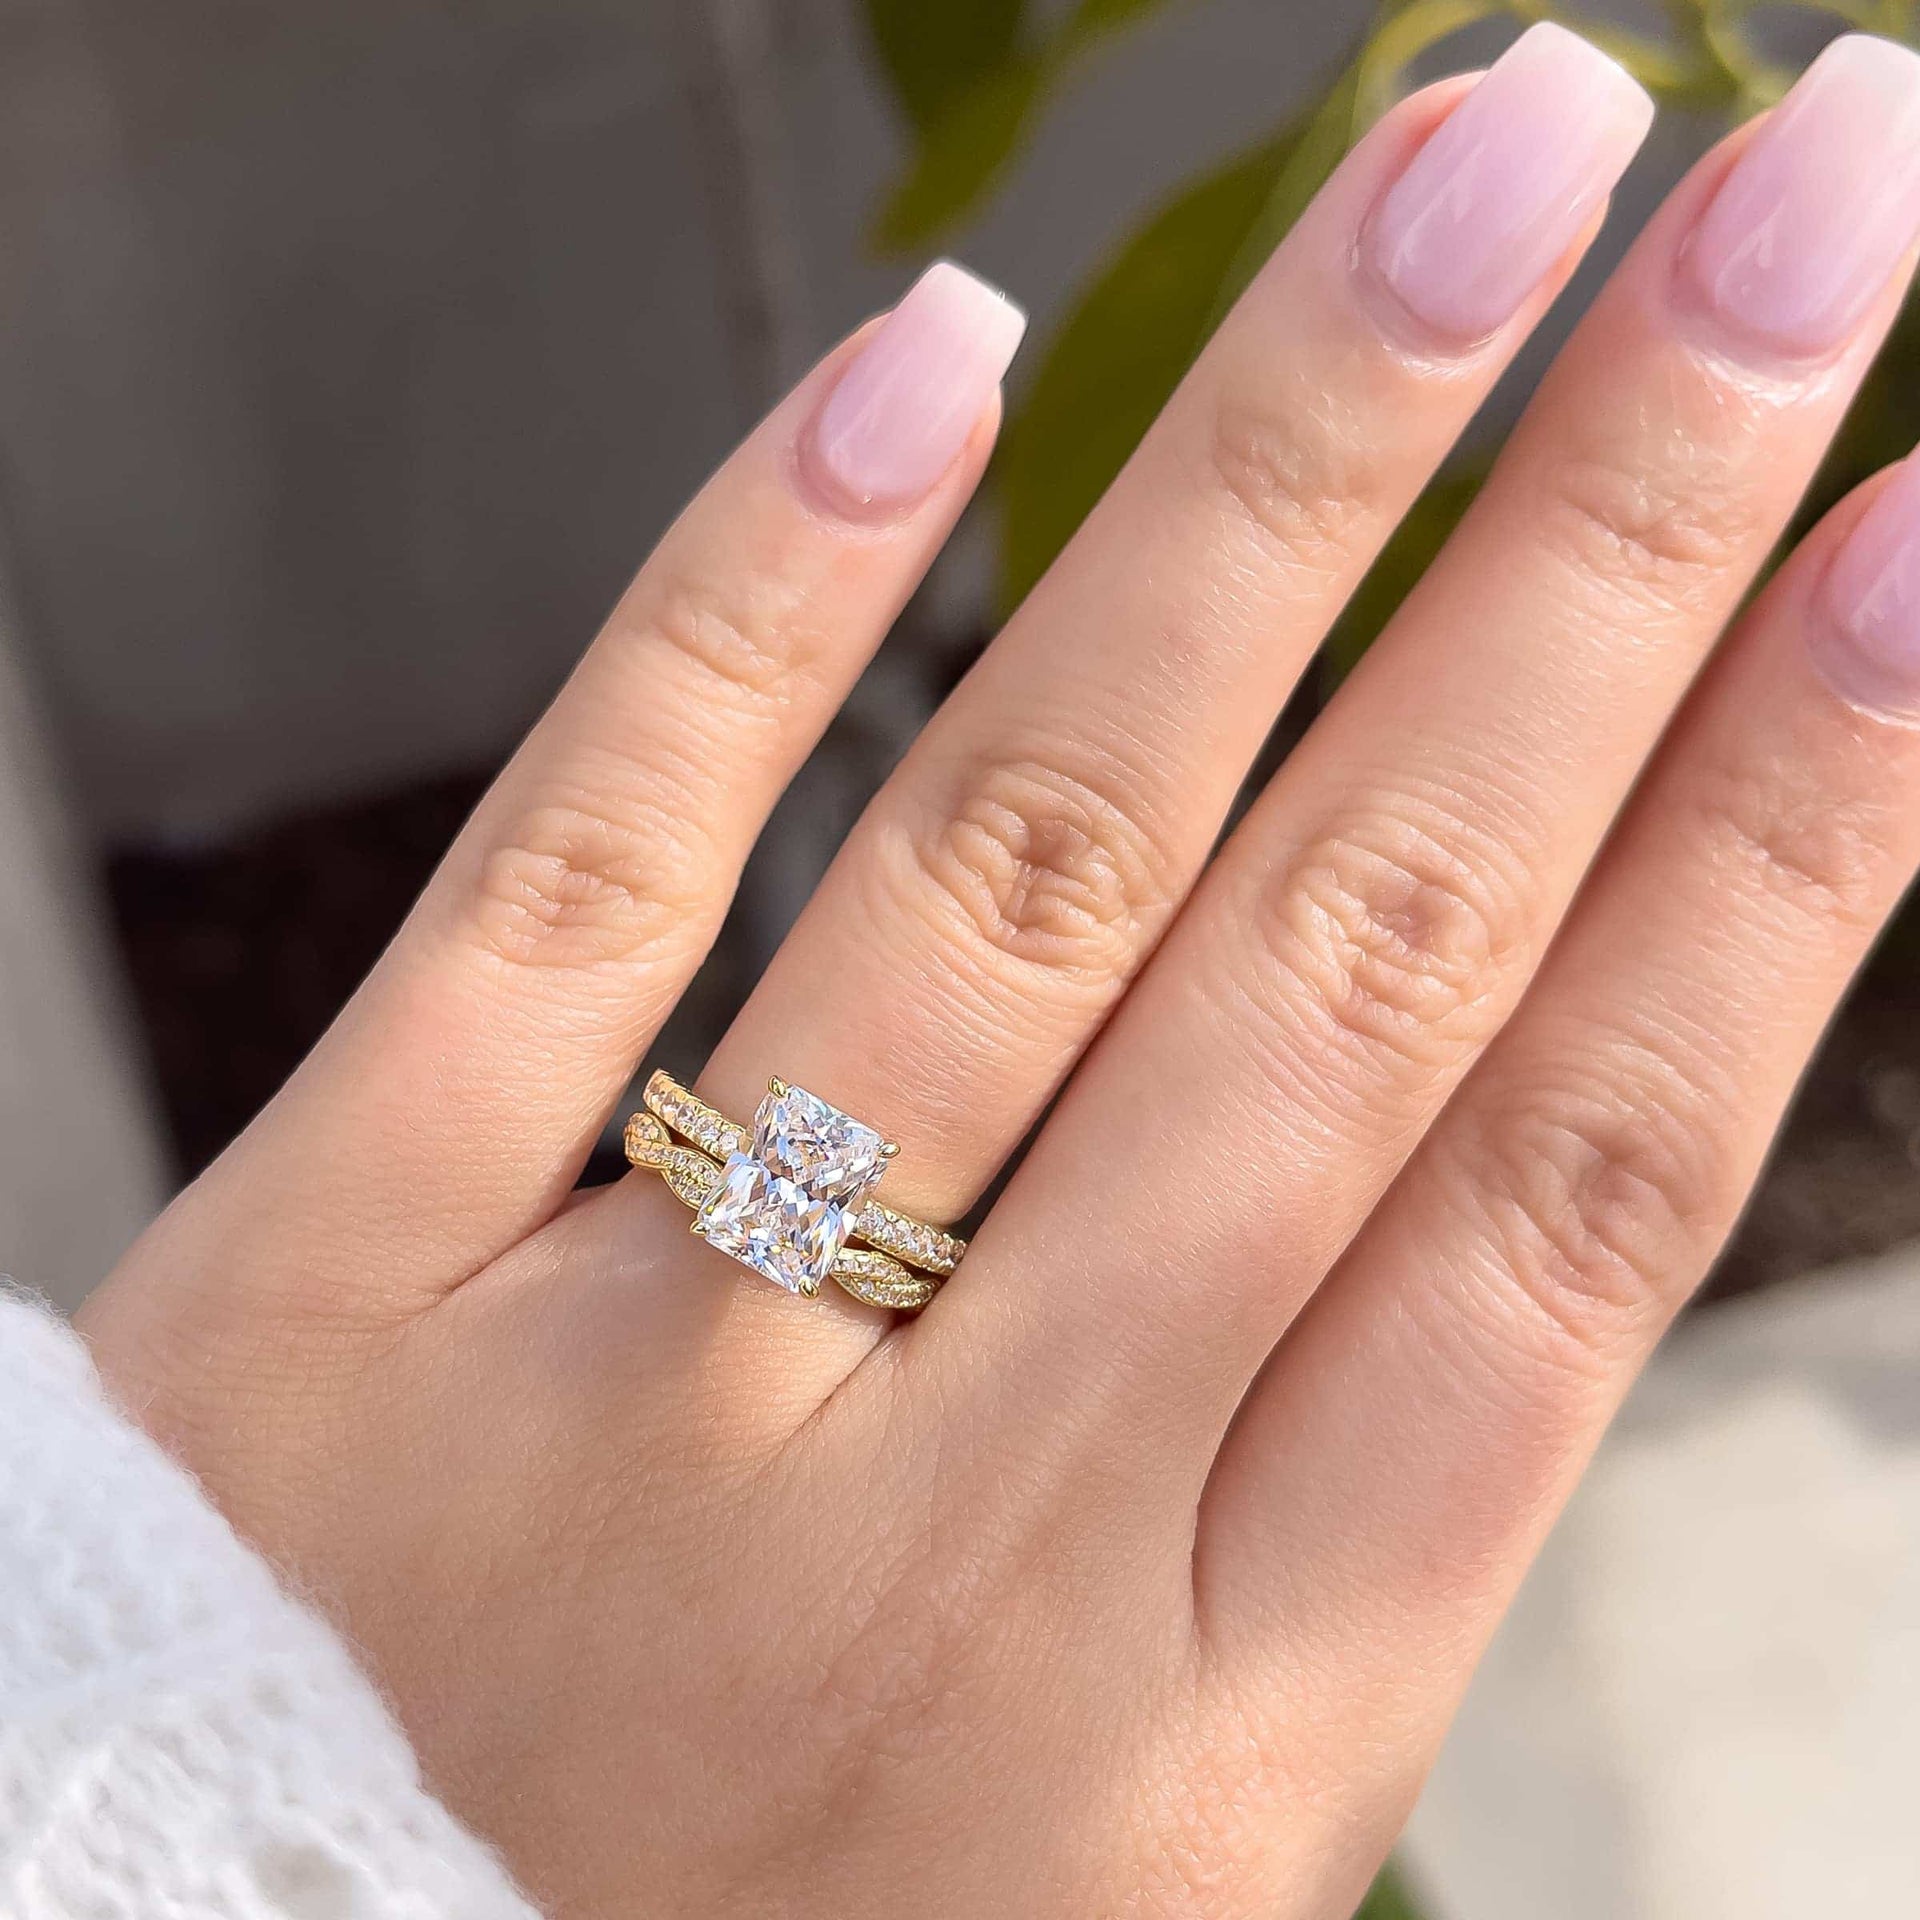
623 1070 966 1310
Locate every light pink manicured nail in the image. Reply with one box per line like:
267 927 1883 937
1816 456 1920 716
1685 36 1920 358
809 261 1026 514
1363 23 1653 344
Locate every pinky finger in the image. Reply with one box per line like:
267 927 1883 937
1201 453 1920 1740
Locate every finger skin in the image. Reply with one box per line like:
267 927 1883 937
98 276 1018 1333
570 52 1642 1396
937 49 1920 1487
686 46 1643 1263
1196 465 1920 1823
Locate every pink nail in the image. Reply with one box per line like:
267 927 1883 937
1363 24 1653 344
1816 457 1920 716
809 261 1027 515
1685 36 1920 358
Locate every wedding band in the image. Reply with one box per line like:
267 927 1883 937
623 1070 966 1310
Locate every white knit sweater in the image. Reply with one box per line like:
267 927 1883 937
0 1291 539 1918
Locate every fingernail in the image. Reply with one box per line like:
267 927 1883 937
1364 24 1653 344
1816 457 1920 716
809 261 1027 514
1685 36 1920 358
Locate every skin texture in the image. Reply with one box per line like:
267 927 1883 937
78 30 1920 1920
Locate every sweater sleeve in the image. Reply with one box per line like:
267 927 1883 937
0 1289 540 1920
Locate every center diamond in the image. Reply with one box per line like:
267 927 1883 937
695 1156 851 1296
692 1081 891 1296
754 1081 889 1202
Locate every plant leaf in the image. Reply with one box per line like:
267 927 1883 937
859 0 1027 132
1204 0 1500 334
865 0 1195 250
873 61 1047 253
1354 1861 1427 1920
1353 0 1503 122
1569 20 1729 101
1205 59 1363 329
1065 0 1185 41
995 131 1297 609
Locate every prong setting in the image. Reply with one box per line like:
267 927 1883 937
631 1070 963 1306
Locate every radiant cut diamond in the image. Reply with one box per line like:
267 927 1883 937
695 1156 850 1296
754 1082 889 1204
692 1082 891 1295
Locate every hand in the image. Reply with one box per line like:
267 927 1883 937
81 28 1920 1918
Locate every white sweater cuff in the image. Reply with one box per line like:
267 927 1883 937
0 1289 540 1918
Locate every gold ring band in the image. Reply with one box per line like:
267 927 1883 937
623 1070 965 1310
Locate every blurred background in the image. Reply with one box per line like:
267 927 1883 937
0 2 1915 1914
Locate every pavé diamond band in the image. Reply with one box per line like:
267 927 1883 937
623 1070 966 1310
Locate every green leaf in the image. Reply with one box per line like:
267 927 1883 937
1354 1861 1427 1920
993 0 1513 610
1206 60 1363 330
872 61 1047 253
865 0 1190 250
1568 20 1729 102
1353 0 1505 122
1205 0 1501 332
1065 0 1184 40
995 131 1296 609
860 0 1027 132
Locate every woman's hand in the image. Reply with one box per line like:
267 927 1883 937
80 27 1920 1918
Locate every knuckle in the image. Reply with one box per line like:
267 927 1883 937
890 750 1173 983
1540 446 1753 617
472 791 709 973
1239 803 1527 1093
1688 758 1889 930
632 566 821 707
1446 1052 1729 1368
1203 384 1377 575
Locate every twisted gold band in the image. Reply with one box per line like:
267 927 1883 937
623 1071 966 1311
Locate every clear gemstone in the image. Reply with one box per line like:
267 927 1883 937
753 1083 889 1206
695 1156 852 1296
690 1083 893 1296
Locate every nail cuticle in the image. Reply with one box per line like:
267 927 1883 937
1804 637 1920 729
1810 456 1920 723
1662 261 1873 401
1347 233 1512 370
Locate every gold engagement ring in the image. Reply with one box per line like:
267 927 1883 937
623 1071 965 1310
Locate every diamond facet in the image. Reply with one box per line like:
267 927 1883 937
690 1083 891 1296
753 1082 889 1206
694 1155 851 1297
